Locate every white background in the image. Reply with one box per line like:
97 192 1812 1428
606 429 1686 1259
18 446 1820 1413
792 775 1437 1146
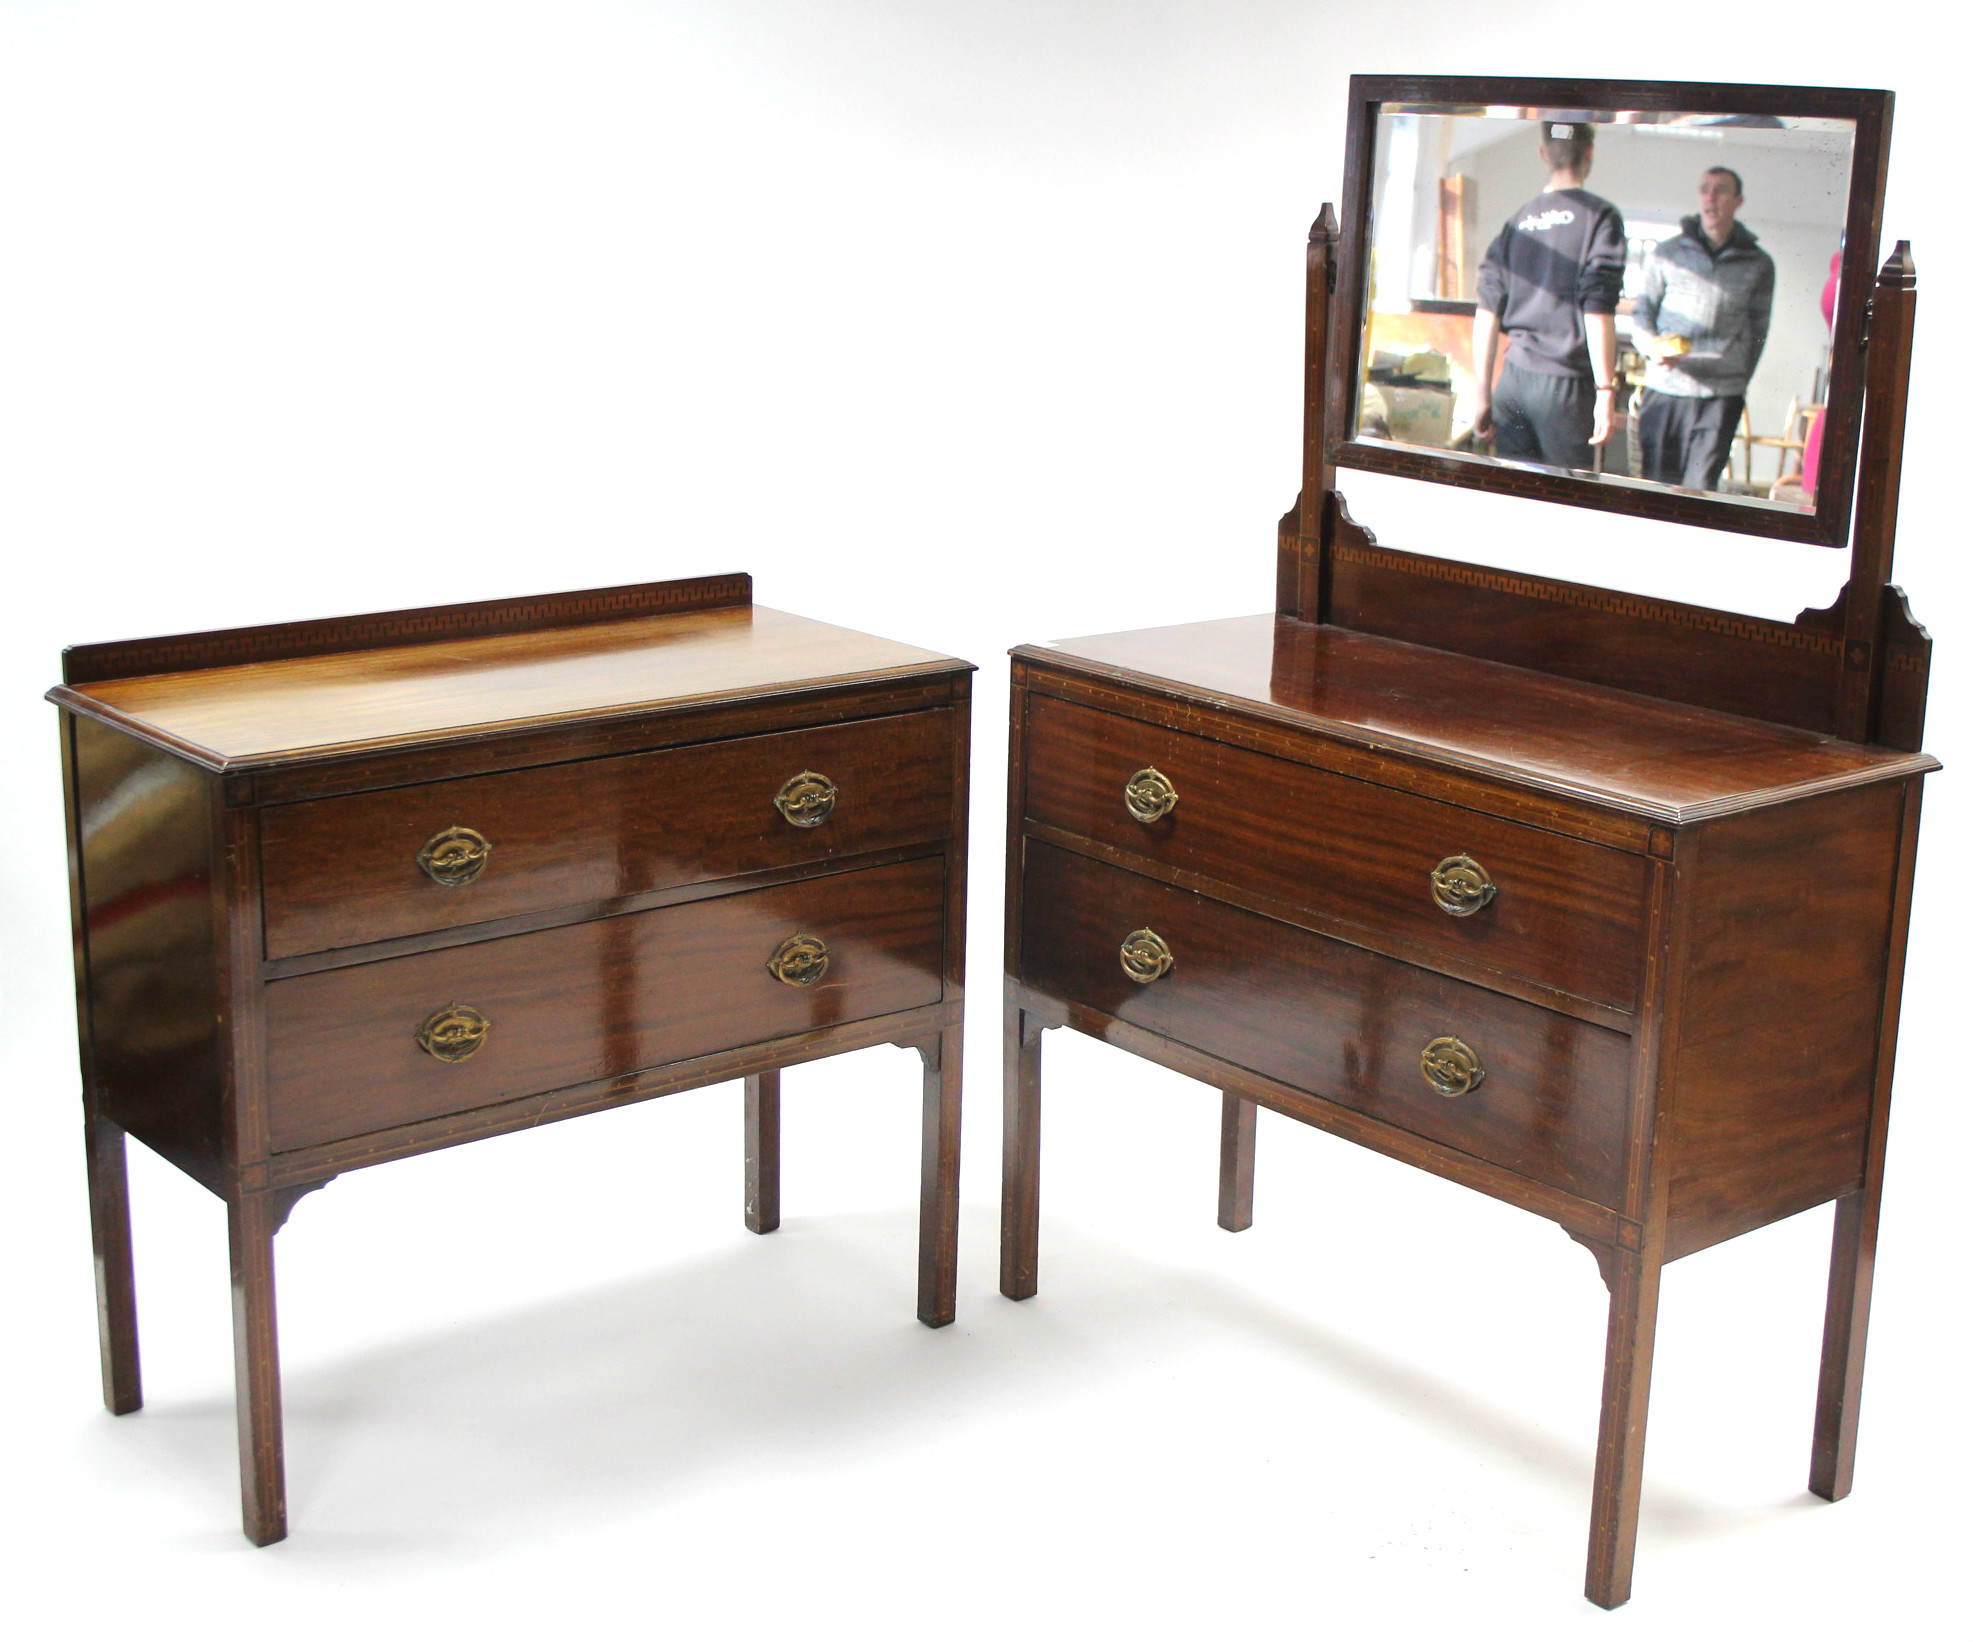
0 4 1963 1637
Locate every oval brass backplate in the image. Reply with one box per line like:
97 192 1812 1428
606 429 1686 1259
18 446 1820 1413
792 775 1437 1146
1119 927 1175 984
1123 767 1179 824
768 932 830 987
416 1004 490 1063
417 825 492 887
1430 854 1496 917
773 771 838 828
1421 1035 1485 1098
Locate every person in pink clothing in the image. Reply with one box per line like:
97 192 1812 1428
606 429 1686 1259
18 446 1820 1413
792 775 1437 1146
1800 250 1840 496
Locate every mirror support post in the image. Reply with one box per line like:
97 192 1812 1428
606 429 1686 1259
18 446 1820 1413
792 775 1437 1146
1836 243 1917 744
1279 204 1339 621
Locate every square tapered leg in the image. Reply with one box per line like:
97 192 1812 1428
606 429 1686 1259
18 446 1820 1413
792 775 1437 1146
916 1025 962 1327
84 1106 142 1415
1585 1247 1662 1609
1217 1093 1256 1233
229 1190 286 1546
1000 1000 1044 1302
744 1070 782 1235
1810 1189 1879 1501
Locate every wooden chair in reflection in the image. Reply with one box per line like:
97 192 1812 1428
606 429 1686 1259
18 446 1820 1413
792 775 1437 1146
1735 397 1824 497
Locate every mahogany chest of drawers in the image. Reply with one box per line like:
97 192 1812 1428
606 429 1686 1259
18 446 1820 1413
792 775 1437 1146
52 573 971 1544
999 73 1933 1611
1001 613 1934 1604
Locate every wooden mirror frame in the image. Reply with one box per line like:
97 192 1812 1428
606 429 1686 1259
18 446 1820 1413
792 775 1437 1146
1283 161 1925 754
1327 75 1893 549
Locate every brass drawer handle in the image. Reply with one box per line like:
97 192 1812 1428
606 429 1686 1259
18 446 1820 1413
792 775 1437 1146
1421 1036 1485 1098
1430 854 1496 917
773 771 838 828
417 825 492 887
417 1004 490 1063
1119 927 1175 984
1124 767 1179 824
768 932 830 987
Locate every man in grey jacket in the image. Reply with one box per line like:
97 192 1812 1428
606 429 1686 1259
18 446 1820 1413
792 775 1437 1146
1630 167 1776 491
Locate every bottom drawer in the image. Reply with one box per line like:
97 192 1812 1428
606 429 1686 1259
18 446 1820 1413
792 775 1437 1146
1019 842 1630 1209
265 856 946 1152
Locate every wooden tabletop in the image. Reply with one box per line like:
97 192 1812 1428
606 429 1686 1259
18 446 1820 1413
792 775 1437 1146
54 605 968 770
1016 614 1937 824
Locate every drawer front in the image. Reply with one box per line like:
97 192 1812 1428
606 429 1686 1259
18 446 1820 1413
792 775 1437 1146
1020 842 1630 1208
263 856 946 1152
261 709 955 958
1024 694 1647 1008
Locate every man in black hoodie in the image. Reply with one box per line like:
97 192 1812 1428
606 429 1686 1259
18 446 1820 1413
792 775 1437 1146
1630 167 1776 491
1471 120 1626 472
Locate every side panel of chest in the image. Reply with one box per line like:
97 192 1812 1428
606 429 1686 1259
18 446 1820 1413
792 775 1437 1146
69 714 227 1190
1660 781 1910 1259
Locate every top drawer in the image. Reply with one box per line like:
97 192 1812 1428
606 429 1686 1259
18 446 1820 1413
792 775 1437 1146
1023 694 1646 1009
261 708 956 959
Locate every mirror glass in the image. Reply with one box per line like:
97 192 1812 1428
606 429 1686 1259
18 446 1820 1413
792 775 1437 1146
1349 100 1860 535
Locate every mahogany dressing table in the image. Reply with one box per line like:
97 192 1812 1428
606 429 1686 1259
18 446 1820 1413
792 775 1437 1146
53 572 971 1544
1001 78 1934 1606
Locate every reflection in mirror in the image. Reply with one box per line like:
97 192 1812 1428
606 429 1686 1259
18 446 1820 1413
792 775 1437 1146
1355 104 1854 516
